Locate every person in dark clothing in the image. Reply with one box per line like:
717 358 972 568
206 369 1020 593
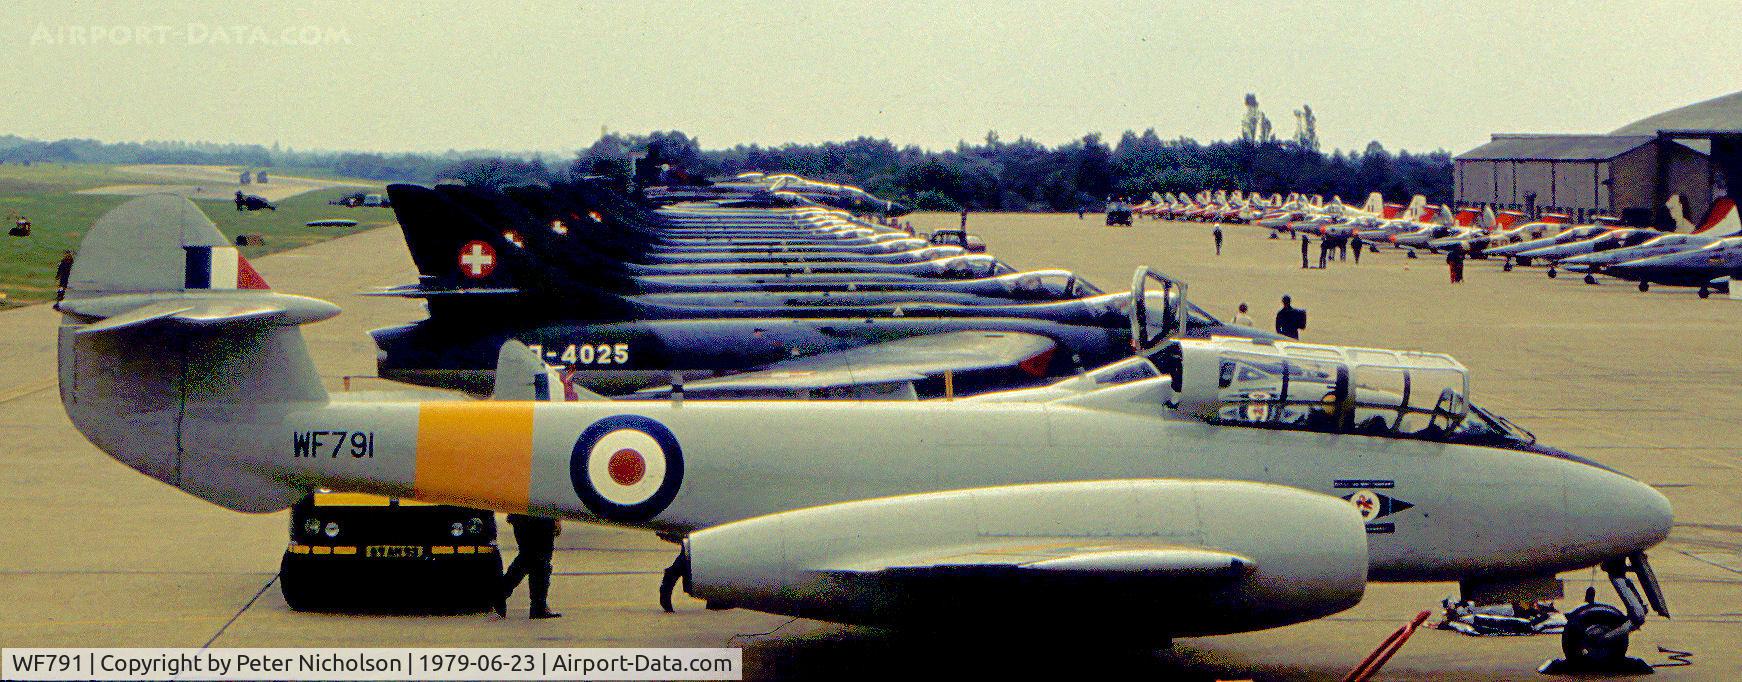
499 514 562 618
959 208 968 230
1337 235 1349 261
54 250 74 301
1300 236 1310 269
1351 235 1364 264
1213 224 1224 256
1275 295 1306 339
1447 245 1466 284
1318 237 1331 268
233 191 246 212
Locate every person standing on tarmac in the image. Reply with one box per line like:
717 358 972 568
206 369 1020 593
1213 224 1224 256
499 514 562 619
1232 302 1254 327
1318 237 1331 269
1275 295 1306 339
1300 236 1310 269
1352 234 1364 264
54 250 75 301
1447 244 1466 284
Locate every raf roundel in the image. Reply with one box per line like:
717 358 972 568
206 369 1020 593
569 415 684 522
458 240 497 279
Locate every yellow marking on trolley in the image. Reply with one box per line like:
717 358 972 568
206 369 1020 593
288 545 310 554
331 546 357 555
431 546 454 555
415 402 534 511
312 492 435 507
311 546 331 555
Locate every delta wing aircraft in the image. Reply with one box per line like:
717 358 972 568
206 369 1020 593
57 195 1672 649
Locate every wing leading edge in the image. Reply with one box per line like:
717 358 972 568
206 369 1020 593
632 330 1058 399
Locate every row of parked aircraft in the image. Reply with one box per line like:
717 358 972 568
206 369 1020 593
369 178 1265 398
1140 189 1742 297
49 174 1670 663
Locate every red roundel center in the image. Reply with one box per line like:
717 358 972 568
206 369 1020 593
607 448 646 486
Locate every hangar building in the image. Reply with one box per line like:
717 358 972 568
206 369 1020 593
1455 91 1739 228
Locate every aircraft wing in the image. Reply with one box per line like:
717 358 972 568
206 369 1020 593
360 283 523 297
69 300 297 334
634 330 1056 398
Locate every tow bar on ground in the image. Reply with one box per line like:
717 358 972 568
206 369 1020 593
1343 609 1430 682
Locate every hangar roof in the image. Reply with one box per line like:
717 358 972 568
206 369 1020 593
1456 134 1654 162
1613 91 1742 135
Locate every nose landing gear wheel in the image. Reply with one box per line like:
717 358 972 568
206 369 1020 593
1698 286 1710 298
1584 274 1597 285
1547 267 1557 278
1541 601 1652 674
1638 281 1650 292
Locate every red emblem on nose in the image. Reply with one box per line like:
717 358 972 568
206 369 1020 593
608 448 646 486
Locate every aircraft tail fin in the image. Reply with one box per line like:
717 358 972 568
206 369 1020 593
1693 197 1739 236
492 341 606 401
58 195 331 513
1665 194 1695 231
388 183 527 295
1404 195 1427 220
384 184 636 322
1361 192 1383 215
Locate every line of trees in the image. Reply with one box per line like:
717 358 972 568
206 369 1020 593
0 129 1452 210
573 130 1453 211
0 134 523 184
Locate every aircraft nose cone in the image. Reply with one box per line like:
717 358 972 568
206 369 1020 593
1566 463 1673 560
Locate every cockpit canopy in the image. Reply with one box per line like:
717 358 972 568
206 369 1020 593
1158 337 1529 444
1702 236 1742 251
938 255 1015 279
1001 270 1103 300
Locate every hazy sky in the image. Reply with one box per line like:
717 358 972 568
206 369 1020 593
4 1 1738 156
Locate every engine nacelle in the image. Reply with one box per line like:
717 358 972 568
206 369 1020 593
685 480 1366 639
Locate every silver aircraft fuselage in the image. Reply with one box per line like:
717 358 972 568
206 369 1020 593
165 388 1672 584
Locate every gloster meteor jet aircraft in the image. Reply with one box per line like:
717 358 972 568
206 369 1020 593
55 195 1674 652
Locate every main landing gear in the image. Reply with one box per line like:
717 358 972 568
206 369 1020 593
660 547 691 613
